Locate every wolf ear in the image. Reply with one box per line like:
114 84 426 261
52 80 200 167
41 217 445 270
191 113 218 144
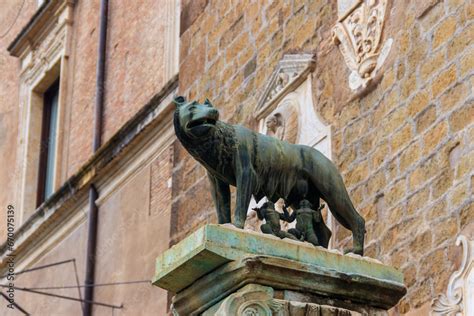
204 98 213 107
173 96 186 108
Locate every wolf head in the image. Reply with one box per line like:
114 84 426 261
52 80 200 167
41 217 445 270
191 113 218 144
173 96 220 139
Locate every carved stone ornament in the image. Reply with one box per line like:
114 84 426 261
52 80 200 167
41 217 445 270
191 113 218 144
333 0 393 90
215 284 285 316
255 54 315 119
431 235 474 316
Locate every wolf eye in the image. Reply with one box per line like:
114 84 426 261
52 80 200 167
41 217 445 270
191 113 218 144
189 105 196 111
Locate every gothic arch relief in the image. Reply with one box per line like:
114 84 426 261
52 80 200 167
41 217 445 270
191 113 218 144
333 0 393 91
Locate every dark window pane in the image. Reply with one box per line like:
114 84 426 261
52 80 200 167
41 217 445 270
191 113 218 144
44 88 58 199
37 80 59 206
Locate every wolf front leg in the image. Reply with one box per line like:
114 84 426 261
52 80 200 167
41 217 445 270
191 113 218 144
207 172 231 224
234 149 256 229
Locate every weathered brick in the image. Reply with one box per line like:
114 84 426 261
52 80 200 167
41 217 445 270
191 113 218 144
385 179 407 207
365 170 386 196
400 72 417 100
344 119 369 144
426 198 447 221
180 41 206 90
448 182 468 208
407 91 430 117
432 64 457 97
403 265 417 289
220 15 245 49
409 230 433 260
460 202 473 230
431 170 453 199
420 49 445 81
455 152 474 179
414 0 442 19
407 186 430 216
407 41 428 72
420 248 445 281
420 2 444 29
415 105 437 133
433 217 459 245
399 140 422 173
448 101 474 132
243 56 257 79
397 30 410 55
391 124 413 153
447 23 474 58
382 106 408 135
440 82 469 111
180 0 209 35
411 279 433 309
409 155 441 190
226 32 250 62
423 120 448 154
344 160 369 186
380 66 396 91
371 141 390 170
459 48 474 77
432 16 457 49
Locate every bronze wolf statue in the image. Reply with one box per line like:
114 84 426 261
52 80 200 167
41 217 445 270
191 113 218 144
173 96 365 255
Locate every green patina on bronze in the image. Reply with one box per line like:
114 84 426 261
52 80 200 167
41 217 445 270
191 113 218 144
173 96 365 255
283 200 332 248
252 201 298 240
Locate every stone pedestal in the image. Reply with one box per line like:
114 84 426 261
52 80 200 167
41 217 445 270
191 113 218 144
152 225 406 315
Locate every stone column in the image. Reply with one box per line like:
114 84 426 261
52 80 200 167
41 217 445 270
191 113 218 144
152 225 406 315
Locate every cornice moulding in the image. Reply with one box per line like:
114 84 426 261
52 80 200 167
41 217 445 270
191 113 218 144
255 54 316 120
8 0 75 57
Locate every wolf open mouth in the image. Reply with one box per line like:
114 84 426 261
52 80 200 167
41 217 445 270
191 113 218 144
187 117 217 129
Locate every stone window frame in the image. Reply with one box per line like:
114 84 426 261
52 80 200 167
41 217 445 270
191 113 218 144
8 0 75 223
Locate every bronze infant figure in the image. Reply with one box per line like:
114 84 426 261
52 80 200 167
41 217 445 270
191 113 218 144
283 200 331 248
173 96 365 255
252 201 298 240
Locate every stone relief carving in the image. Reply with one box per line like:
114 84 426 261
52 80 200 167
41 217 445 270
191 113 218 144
215 284 285 316
333 0 393 90
264 101 299 144
255 54 315 119
431 234 474 316
211 283 363 315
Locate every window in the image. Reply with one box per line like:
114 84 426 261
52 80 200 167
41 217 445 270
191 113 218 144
37 80 60 206
9 0 74 221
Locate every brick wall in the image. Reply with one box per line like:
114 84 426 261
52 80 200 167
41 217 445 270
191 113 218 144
173 0 473 314
102 0 171 142
66 0 100 176
67 0 173 176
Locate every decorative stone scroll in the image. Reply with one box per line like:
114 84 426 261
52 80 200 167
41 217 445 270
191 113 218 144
214 285 285 316
431 234 474 316
332 0 393 90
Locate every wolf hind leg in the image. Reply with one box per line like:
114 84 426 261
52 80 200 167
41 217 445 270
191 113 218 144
309 173 365 255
